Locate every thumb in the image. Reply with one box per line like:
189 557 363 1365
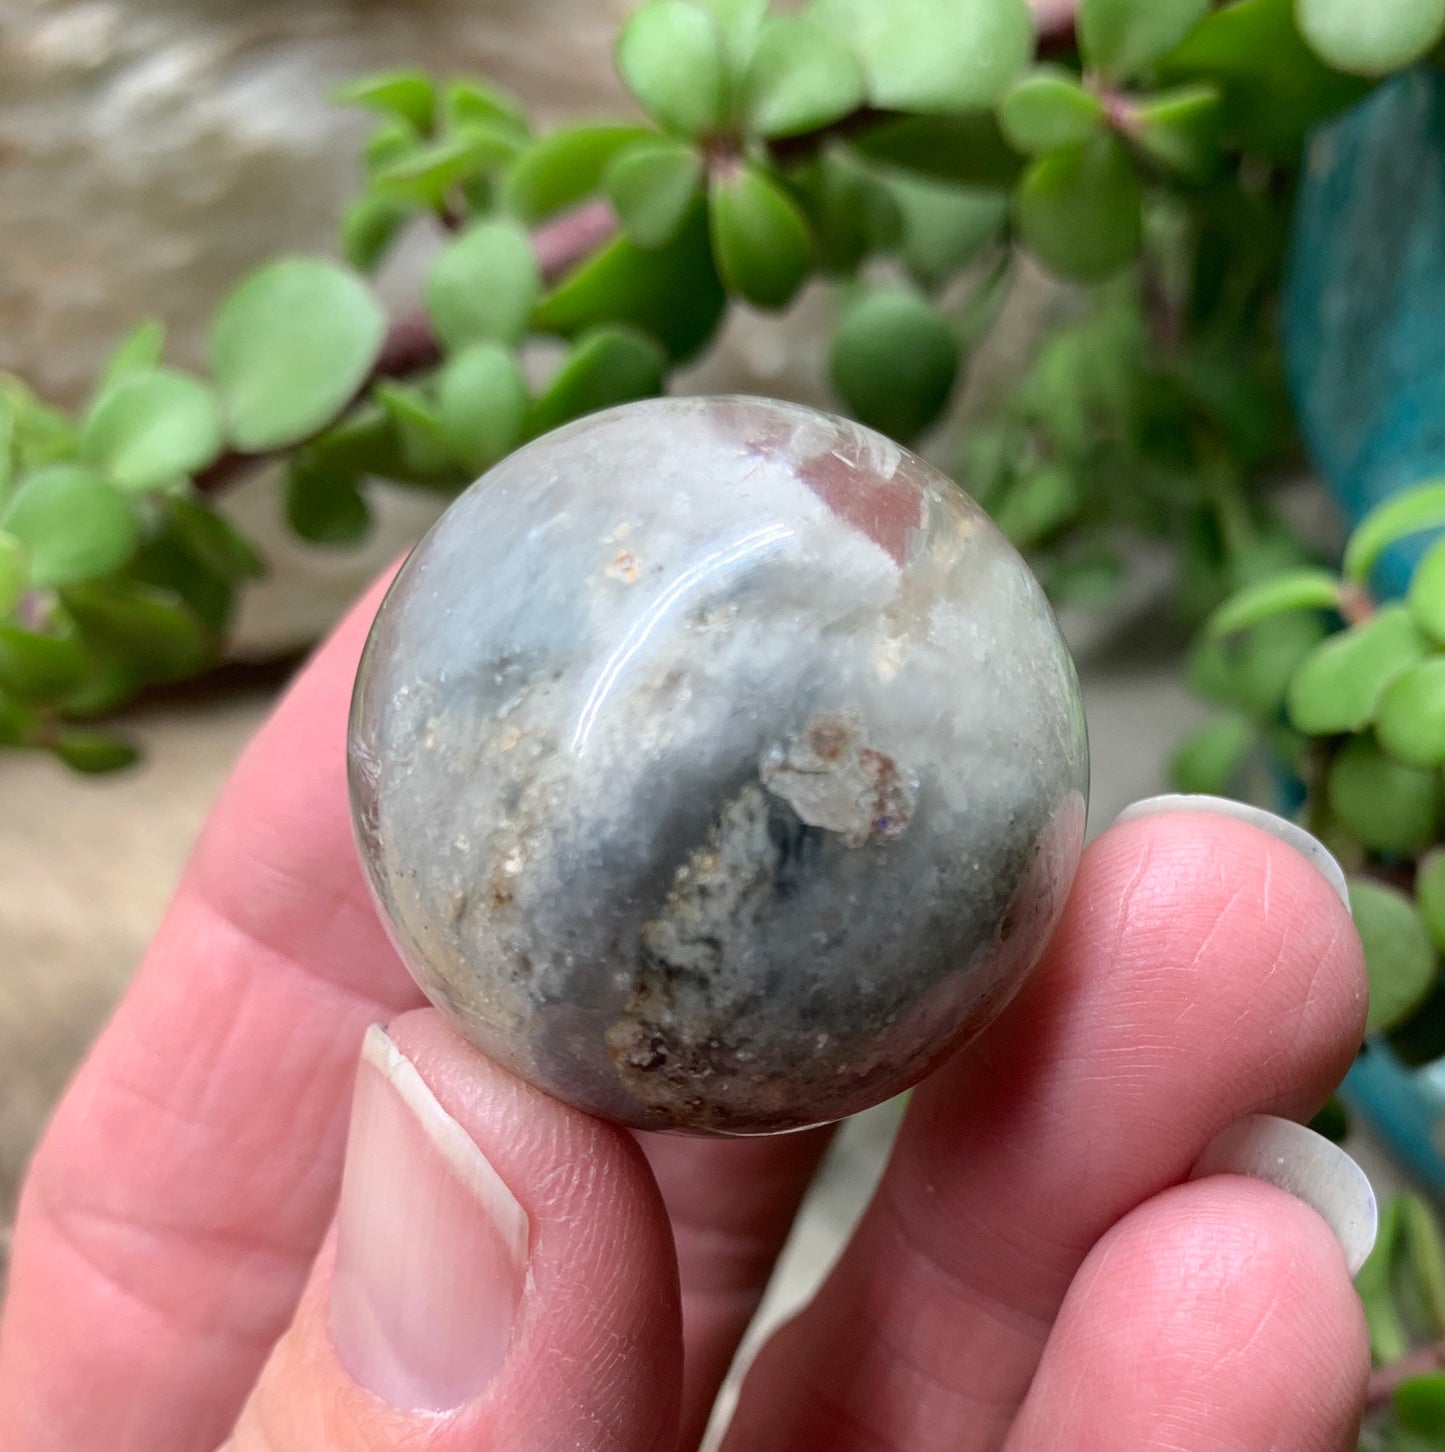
228 1010 682 1451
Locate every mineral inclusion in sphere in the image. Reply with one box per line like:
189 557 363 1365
349 397 1088 1135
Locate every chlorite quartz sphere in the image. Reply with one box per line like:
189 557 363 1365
348 396 1089 1135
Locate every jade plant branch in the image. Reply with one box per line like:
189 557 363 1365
193 0 1085 500
192 198 618 496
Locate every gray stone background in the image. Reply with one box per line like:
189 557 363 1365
1 0 1373 1395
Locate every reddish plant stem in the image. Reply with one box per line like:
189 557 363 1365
1340 581 1376 626
1367 1340 1445 1411
1031 0 1079 42
194 198 618 496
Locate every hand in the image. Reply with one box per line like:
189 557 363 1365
0 576 1372 1452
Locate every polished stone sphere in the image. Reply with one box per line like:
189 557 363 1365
348 397 1088 1134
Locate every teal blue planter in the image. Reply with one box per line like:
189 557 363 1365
1285 69 1445 1186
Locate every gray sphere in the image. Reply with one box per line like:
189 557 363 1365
349 397 1088 1134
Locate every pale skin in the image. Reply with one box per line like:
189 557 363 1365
0 573 1371 1450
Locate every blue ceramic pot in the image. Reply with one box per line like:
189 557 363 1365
1284 68 1445 1188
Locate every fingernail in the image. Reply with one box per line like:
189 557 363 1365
1190 1114 1378 1275
1113 794 1350 914
330 1025 529 1411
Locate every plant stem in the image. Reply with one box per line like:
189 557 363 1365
1339 580 1376 626
1031 0 1079 41
1367 1339 1445 1410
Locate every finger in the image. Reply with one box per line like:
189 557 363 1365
0 573 421 1452
1004 1175 1368 1450
229 1009 682 1452
721 802 1366 1452
635 1127 833 1449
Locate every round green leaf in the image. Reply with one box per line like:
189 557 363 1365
852 112 1025 187
1378 659 1445 768
709 165 814 310
1297 0 1445 77
2 466 138 587
889 174 1008 290
333 71 437 132
284 466 372 547
79 368 222 493
426 220 540 352
1346 479 1445 584
364 119 420 176
98 321 166 392
615 0 728 138
1168 714 1253 796
999 68 1105 156
1330 737 1440 856
0 531 28 614
1132 84 1224 182
166 497 264 583
443 80 529 139
55 657 140 721
1043 551 1128 610
0 624 87 704
1286 605 1429 736
1358 1197 1408 1363
699 0 770 67
1410 537 1445 645
810 0 1033 114
830 288 959 445
1400 1194 1445 1337
605 141 705 250
341 195 412 273
1350 878 1439 1033
53 728 139 775
527 326 666 437
61 581 212 682
1417 849 1445 953
533 199 726 361
371 126 521 208
211 259 386 452
1079 0 1210 80
0 691 37 747
1398 1373 1445 1436
791 152 903 275
991 465 1081 549
437 343 529 474
1016 135 1143 282
743 15 866 138
1188 612 1326 718
1207 568 1342 636
1159 0 1367 162
373 383 456 481
504 125 654 224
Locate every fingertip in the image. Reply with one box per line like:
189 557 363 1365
1008 1174 1369 1451
1088 799 1368 1051
1111 794 1351 913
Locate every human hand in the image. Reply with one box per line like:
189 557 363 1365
0 576 1375 1451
